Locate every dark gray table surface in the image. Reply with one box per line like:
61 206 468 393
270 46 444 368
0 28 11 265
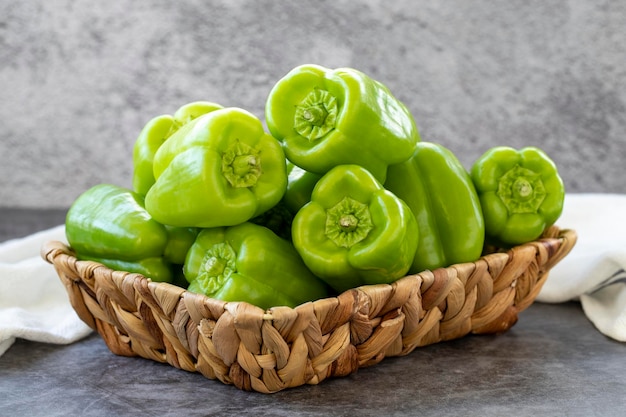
1 209 624 417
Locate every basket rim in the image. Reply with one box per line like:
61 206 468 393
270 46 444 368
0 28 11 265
41 226 577 315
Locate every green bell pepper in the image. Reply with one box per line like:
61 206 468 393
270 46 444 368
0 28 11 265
144 107 288 228
250 162 321 241
132 101 224 196
385 142 485 273
282 162 321 215
292 164 418 293
265 64 420 183
163 225 200 265
184 222 329 309
65 184 198 283
470 146 565 246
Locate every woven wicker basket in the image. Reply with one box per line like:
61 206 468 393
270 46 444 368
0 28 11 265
42 226 576 393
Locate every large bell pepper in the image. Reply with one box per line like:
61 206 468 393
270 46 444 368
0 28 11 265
65 184 198 283
184 222 329 309
265 64 420 183
144 107 288 228
292 164 418 293
384 142 485 273
132 101 224 196
470 146 565 246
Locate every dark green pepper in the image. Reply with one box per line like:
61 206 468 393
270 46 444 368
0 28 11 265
184 222 329 309
470 146 565 245
65 184 198 282
265 64 420 183
292 164 418 293
385 142 485 273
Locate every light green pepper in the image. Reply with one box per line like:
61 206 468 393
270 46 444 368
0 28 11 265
292 165 418 293
132 101 224 196
265 64 420 183
470 146 565 245
385 142 485 273
184 222 329 309
144 107 288 228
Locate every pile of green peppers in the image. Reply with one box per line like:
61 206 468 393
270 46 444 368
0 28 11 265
65 64 565 310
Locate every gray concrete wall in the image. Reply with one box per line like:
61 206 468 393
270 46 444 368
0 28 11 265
1 0 625 209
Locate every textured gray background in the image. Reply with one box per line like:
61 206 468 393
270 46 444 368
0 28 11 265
1 0 625 209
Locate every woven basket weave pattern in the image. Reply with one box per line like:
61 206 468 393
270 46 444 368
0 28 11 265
42 226 576 393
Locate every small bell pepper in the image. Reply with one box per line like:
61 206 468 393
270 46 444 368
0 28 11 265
184 222 329 309
144 107 288 228
65 184 198 283
292 164 418 293
132 101 224 196
385 142 485 273
470 146 565 246
265 64 420 183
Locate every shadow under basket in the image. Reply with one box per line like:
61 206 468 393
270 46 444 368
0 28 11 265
42 226 576 394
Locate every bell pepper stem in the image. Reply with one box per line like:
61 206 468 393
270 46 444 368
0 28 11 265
301 105 328 126
497 165 546 214
339 214 359 232
325 197 373 248
514 178 533 199
293 89 338 141
232 155 259 177
204 256 227 276
221 140 262 188
196 242 237 296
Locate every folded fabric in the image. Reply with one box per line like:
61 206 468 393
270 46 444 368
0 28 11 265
0 225 92 357
537 193 626 342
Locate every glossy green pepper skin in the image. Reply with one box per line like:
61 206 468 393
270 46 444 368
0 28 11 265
250 162 321 241
282 162 321 215
132 101 224 196
163 225 200 265
470 146 564 246
145 107 288 228
65 184 197 283
385 142 485 273
184 222 329 309
292 165 418 293
265 64 420 183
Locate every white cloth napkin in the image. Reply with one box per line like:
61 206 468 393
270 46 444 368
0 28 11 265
0 225 92 357
537 193 626 342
